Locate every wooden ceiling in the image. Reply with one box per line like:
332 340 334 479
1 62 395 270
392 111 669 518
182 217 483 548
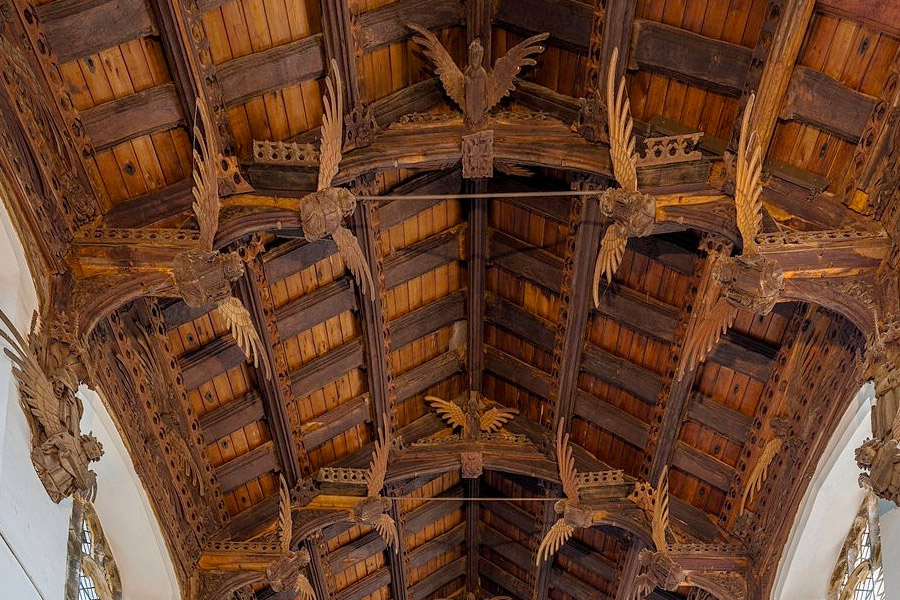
0 0 896 599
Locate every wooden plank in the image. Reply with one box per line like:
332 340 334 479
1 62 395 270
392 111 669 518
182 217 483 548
780 65 876 143
264 239 338 283
485 292 556 351
405 489 464 533
408 522 465 569
383 228 462 289
300 394 370 449
709 332 775 381
494 0 592 50
558 537 617 581
573 390 649 448
483 500 536 535
103 179 194 229
390 290 466 350
82 84 183 150
478 557 530 600
410 556 465 598
480 525 533 570
484 345 553 398
214 441 277 492
687 393 752 444
219 35 326 107
379 170 461 230
276 278 357 341
37 0 156 63
467 185 487 393
199 391 265 442
550 567 604 600
334 569 391 600
357 0 462 52
594 284 678 343
394 351 463 400
490 229 564 292
290 339 365 399
180 337 246 391
327 530 385 570
817 0 900 37
671 441 736 491
580 342 661 405
629 19 751 96
161 297 211 331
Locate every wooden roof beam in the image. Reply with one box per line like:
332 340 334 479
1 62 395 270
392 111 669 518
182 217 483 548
334 569 391 600
494 0 591 50
300 393 370 450
390 290 466 350
290 338 365 399
320 0 361 108
411 556 466 598
214 441 277 492
478 557 531 600
598 0 638 94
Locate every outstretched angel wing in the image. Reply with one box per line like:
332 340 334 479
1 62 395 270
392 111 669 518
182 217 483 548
486 32 549 110
409 23 465 109
332 226 375 297
426 395 467 430
735 93 763 255
296 572 316 600
278 475 292 553
535 518 574 565
191 98 220 251
606 47 638 193
480 405 518 433
318 59 344 192
215 296 271 380
652 467 670 553
556 418 579 502
0 309 66 437
629 573 655 600
365 414 391 497
740 437 782 515
372 513 399 553
593 222 627 299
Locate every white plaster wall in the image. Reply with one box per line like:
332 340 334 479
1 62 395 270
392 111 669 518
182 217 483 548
878 500 900 599
774 382 875 600
79 387 180 600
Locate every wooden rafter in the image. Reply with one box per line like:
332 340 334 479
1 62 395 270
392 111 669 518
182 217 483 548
320 0 361 108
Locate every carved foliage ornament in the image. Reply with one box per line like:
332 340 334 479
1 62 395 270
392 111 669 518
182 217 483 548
461 129 494 179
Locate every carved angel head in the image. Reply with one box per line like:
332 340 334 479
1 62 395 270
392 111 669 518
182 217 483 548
80 433 104 462
300 188 356 241
468 39 484 68
856 438 880 468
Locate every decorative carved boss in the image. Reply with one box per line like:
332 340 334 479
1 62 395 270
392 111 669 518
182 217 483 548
858 343 900 505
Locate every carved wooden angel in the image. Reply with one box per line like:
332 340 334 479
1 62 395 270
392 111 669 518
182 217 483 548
857 437 900 503
409 23 548 129
535 419 607 564
0 309 103 502
173 98 270 378
678 93 783 379
632 468 686 599
296 59 375 296
351 414 399 551
426 391 517 441
592 47 655 300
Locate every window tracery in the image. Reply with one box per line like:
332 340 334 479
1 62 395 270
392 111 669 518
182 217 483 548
65 499 121 600
828 492 884 600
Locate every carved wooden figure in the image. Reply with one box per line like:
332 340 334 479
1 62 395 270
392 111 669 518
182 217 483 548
592 48 656 297
0 309 102 502
679 93 784 378
173 98 271 378
295 59 375 296
192 476 315 600
535 419 612 564
425 391 518 441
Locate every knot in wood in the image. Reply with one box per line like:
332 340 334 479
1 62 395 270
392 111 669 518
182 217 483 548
300 188 356 241
173 249 244 309
713 253 784 315
599 188 656 237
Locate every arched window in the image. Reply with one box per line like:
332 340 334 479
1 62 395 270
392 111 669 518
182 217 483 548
65 499 121 600
829 492 884 600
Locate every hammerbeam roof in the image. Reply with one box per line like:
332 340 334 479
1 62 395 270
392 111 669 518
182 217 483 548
0 0 895 599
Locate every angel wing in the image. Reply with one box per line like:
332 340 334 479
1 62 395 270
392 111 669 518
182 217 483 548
652 467 670 553
606 47 638 193
593 222 627 300
735 93 763 255
556 418 579 503
426 395 467 430
891 407 900 441
535 518 574 565
318 59 344 192
215 296 271 380
479 405 518 433
332 226 375 297
278 475 292 553
296 572 316 600
372 512 399 553
486 32 549 110
365 414 391 497
0 309 66 437
408 23 465 109
191 98 220 251
740 437 782 515
629 573 655 600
